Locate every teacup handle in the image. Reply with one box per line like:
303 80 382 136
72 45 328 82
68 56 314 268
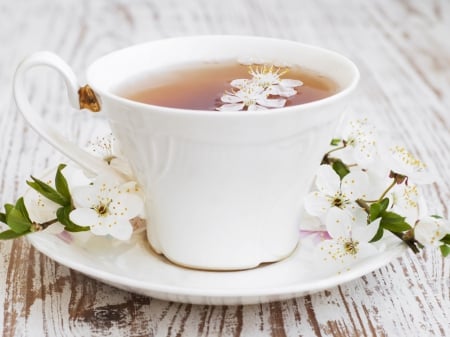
13 51 111 175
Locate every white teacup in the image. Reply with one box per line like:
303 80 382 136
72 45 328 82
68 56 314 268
14 35 359 270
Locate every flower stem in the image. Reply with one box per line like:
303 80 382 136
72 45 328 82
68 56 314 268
356 199 370 213
41 218 58 228
324 145 346 157
391 230 420 253
321 145 347 165
378 179 397 202
31 218 58 232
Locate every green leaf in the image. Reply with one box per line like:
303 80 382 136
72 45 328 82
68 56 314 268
431 214 443 219
0 229 29 240
15 197 31 223
0 212 6 224
440 234 450 245
439 244 450 257
379 198 390 213
332 159 350 180
380 211 412 232
4 204 14 217
370 224 384 243
330 138 342 146
369 203 382 222
381 211 407 224
27 176 69 206
369 199 391 222
56 206 89 232
6 207 31 233
55 164 71 201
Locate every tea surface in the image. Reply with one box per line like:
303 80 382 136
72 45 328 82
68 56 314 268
115 61 338 110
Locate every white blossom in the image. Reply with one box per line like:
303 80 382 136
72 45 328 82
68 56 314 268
218 83 286 111
304 165 369 225
414 216 450 247
316 207 380 272
88 133 134 179
389 183 420 225
69 173 144 240
23 166 90 228
217 64 302 111
337 118 378 167
248 64 302 97
382 145 434 184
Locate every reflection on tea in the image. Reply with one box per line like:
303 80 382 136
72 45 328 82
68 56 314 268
115 61 338 111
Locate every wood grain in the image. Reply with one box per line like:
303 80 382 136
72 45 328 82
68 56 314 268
1 0 449 336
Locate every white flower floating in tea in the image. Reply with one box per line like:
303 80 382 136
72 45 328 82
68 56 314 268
0 116 449 270
217 64 303 111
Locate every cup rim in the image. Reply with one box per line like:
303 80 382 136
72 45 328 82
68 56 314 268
87 35 360 117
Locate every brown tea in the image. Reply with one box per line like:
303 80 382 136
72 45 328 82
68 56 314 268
115 61 338 111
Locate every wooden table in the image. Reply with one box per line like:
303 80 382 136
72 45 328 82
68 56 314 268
1 0 449 336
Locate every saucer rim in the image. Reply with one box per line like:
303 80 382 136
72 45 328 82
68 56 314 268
27 231 406 302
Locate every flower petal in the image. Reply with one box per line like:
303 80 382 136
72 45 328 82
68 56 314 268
24 189 60 224
110 158 134 180
356 242 379 259
315 165 341 194
90 222 110 236
414 216 450 247
316 237 378 273
107 220 133 240
71 185 97 208
341 169 369 200
381 144 435 185
353 141 377 167
230 79 249 89
280 79 303 88
257 97 286 108
352 218 381 243
94 172 125 188
247 104 267 111
304 191 330 217
70 208 99 227
389 184 420 225
349 206 369 226
315 239 355 272
217 103 245 111
221 94 243 104
325 207 352 239
268 84 298 98
276 87 297 98
110 194 143 219
61 166 91 190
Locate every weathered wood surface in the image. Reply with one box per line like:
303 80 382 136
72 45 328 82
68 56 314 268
0 0 449 336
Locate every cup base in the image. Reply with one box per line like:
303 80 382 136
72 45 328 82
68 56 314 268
153 241 300 272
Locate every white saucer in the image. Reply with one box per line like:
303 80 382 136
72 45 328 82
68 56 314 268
28 220 405 305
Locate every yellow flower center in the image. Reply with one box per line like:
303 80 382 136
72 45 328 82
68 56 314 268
330 192 349 209
95 200 111 217
344 239 359 255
